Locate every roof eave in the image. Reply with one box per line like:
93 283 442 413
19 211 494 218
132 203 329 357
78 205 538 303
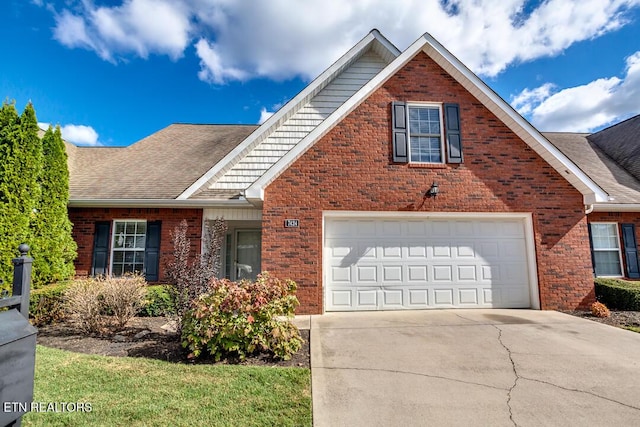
68 198 254 208
592 203 640 212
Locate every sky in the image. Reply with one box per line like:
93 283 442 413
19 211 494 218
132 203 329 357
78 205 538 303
1 0 640 147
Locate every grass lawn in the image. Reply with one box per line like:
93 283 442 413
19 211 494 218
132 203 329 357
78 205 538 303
23 346 311 427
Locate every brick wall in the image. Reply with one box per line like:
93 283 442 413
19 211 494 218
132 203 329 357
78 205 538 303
69 207 202 282
262 52 595 313
588 211 640 277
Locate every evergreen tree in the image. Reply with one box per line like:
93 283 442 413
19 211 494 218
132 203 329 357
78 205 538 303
31 126 77 286
0 102 23 287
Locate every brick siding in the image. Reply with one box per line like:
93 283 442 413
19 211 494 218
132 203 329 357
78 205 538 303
262 52 595 313
69 207 202 282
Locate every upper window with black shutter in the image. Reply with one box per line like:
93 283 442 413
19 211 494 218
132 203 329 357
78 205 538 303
392 102 462 164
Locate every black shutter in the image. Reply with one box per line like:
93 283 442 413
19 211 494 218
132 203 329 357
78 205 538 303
144 221 161 282
587 223 596 276
392 102 408 162
621 223 640 279
444 103 463 163
91 221 111 276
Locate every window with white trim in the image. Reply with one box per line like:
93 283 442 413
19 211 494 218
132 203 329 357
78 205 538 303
590 223 623 277
408 104 444 163
111 220 146 276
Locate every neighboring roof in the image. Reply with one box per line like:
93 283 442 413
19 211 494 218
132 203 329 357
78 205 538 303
68 124 257 205
245 31 608 205
588 114 640 181
544 132 640 206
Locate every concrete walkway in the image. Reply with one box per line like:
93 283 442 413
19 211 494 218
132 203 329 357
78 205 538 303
309 309 640 427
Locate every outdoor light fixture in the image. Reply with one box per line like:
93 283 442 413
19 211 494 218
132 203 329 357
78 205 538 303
427 182 439 198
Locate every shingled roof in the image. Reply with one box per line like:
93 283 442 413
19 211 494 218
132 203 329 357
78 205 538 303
68 124 257 203
588 114 640 182
544 131 640 205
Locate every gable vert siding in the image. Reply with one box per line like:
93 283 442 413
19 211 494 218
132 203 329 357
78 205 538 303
210 51 389 190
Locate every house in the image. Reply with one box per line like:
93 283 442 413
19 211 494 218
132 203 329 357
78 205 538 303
544 115 640 280
66 30 640 314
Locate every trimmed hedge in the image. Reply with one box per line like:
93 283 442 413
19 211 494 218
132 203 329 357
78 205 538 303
29 282 69 326
595 278 640 311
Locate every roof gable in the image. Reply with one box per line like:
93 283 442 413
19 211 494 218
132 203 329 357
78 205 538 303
244 32 607 206
178 29 400 200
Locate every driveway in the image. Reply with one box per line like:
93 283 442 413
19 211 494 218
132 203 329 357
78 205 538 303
310 309 640 427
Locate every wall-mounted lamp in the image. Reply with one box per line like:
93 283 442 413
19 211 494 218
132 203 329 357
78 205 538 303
427 182 439 198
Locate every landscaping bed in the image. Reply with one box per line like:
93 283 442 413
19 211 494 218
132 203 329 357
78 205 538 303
563 309 640 332
36 316 310 368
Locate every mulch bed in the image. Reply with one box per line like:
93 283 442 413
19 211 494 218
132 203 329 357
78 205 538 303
36 317 310 368
562 309 640 329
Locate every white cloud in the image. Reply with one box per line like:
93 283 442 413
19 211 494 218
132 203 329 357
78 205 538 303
49 0 640 83
511 83 556 115
53 0 191 61
60 124 101 146
512 51 640 132
258 107 274 124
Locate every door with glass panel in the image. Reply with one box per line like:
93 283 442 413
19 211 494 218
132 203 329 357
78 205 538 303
235 230 261 281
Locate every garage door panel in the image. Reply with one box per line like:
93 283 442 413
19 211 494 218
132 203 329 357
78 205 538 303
457 265 478 281
356 265 377 282
325 217 533 311
407 265 428 281
459 288 479 304
382 265 403 282
432 265 453 281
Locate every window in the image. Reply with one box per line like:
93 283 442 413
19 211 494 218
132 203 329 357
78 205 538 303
590 223 623 277
111 220 147 276
408 105 443 163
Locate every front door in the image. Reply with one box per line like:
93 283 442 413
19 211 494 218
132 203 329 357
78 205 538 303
235 230 261 281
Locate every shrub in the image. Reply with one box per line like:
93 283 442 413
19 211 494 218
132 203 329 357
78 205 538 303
64 275 147 334
139 285 175 317
100 274 147 329
181 272 302 361
166 218 226 331
64 278 104 333
595 278 640 311
29 281 69 326
590 301 610 318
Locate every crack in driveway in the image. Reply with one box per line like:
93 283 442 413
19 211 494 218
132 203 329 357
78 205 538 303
493 324 519 427
519 376 640 411
313 365 508 391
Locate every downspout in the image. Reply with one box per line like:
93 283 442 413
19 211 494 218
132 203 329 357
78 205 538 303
585 204 594 215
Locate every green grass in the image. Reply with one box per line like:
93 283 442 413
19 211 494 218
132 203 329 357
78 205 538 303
23 346 311 427
624 326 640 333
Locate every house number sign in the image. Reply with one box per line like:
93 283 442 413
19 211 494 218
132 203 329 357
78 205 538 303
284 219 299 228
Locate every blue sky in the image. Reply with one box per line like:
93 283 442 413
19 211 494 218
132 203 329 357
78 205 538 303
2 0 640 146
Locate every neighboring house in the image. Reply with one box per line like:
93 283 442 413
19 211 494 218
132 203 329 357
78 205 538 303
544 114 640 281
67 30 639 314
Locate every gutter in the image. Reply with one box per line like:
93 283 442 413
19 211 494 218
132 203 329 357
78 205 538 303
592 203 640 213
68 198 254 209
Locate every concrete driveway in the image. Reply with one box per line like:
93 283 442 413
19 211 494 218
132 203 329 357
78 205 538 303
310 309 640 427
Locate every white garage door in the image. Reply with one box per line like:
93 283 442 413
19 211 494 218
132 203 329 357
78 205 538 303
324 216 535 311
